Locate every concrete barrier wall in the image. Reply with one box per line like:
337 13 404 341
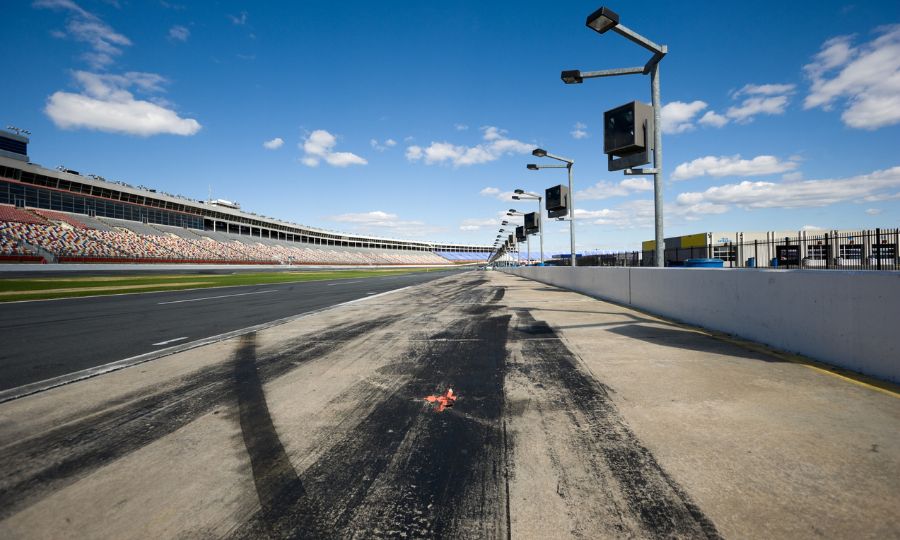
506 267 900 383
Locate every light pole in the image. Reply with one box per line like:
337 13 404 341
561 6 667 267
513 189 544 265
498 226 518 266
506 209 531 266
528 148 576 266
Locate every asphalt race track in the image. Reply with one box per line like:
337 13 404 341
0 269 461 391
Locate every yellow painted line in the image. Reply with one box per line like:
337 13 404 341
706 332 900 399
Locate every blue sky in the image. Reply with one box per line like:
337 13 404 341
5 0 900 252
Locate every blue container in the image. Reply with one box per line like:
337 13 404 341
747 257 756 268
684 258 725 268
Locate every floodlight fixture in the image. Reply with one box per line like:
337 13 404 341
526 164 539 170
512 195 520 200
562 4 668 266
530 148 576 266
514 189 524 194
514 188 544 265
508 208 516 213
560 70 584 84
585 6 619 34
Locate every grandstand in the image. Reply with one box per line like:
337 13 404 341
436 250 493 263
0 131 492 266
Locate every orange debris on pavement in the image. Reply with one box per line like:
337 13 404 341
424 388 457 412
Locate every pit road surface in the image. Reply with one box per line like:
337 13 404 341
0 269 461 391
0 271 897 538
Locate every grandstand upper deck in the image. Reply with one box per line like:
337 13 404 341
0 151 490 254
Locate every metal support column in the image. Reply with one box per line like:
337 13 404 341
650 63 663 268
568 163 576 267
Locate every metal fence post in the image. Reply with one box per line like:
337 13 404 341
876 228 881 271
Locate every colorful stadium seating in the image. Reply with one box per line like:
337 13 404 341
0 206 465 265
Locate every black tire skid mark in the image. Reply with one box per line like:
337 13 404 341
231 285 511 539
0 317 398 522
512 311 722 540
348 312 510 539
232 333 329 539
492 287 505 303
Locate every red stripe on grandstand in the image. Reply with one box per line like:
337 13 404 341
56 257 278 264
0 255 44 263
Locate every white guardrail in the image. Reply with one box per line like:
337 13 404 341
505 266 900 383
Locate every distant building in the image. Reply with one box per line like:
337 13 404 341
642 230 898 268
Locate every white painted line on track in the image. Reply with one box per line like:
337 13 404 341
157 289 277 305
152 336 189 346
0 283 421 404
327 281 361 286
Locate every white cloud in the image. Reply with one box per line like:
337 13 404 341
726 95 790 122
698 110 728 127
459 217 501 231
454 124 469 131
574 200 656 229
669 201 730 221
228 11 248 25
477 186 516 201
168 25 189 42
329 211 410 227
673 166 900 215
732 83 797 97
660 93 786 131
570 122 589 139
405 145 422 161
865 208 882 215
369 138 397 152
801 225 824 231
691 82 795 128
328 211 442 238
459 208 525 231
577 178 653 200
36 2 198 137
782 171 803 181
300 130 367 167
406 126 533 167
263 137 283 150
672 154 799 180
35 0 131 69
804 25 900 129
661 101 707 134
45 70 201 136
